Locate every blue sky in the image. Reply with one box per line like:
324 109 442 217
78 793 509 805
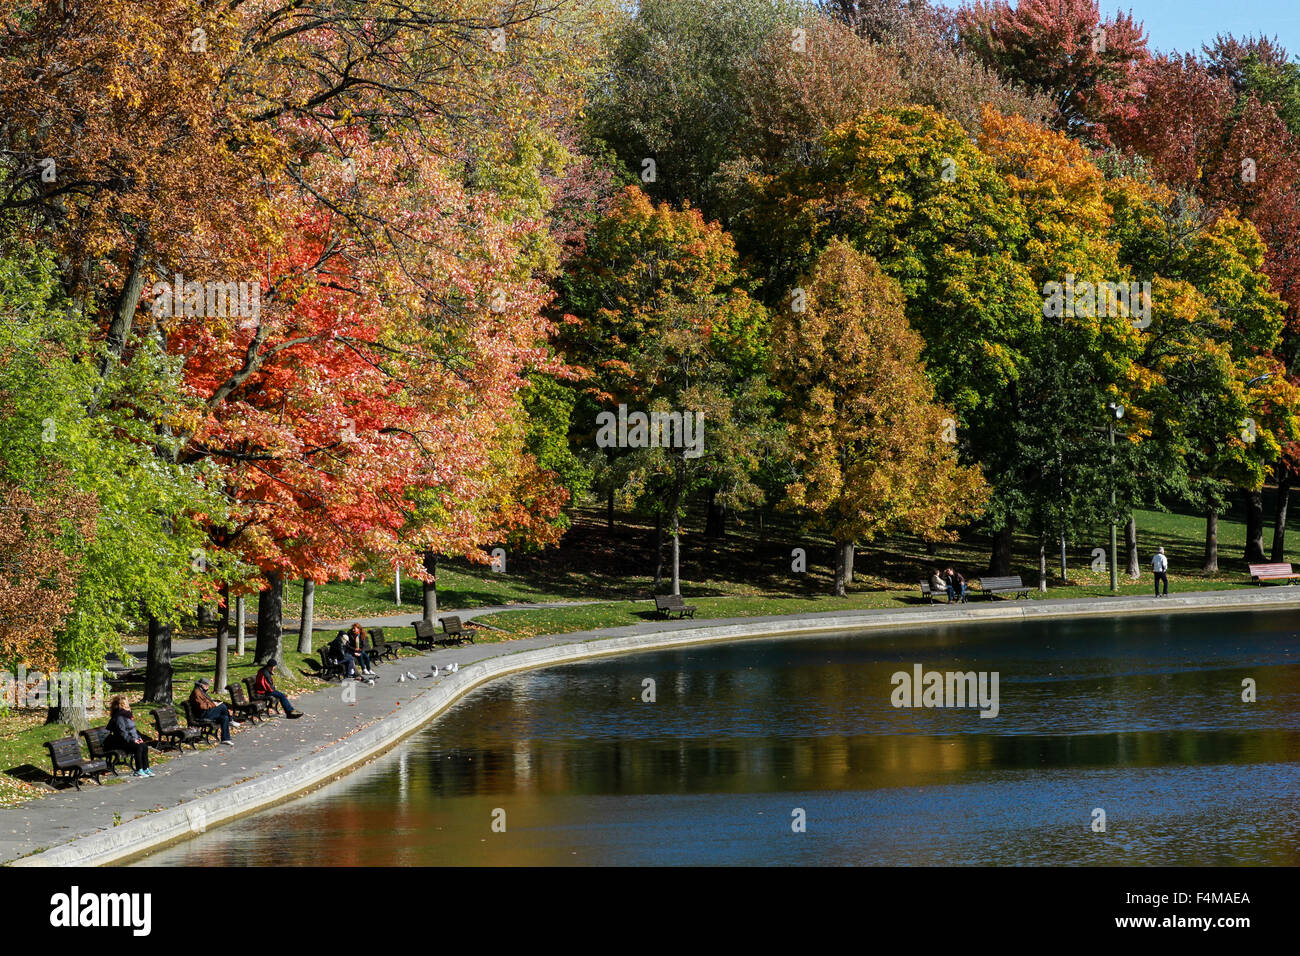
1101 1 1300 57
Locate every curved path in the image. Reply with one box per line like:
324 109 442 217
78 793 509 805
8 586 1300 866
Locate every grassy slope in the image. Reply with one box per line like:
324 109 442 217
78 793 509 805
286 501 1265 622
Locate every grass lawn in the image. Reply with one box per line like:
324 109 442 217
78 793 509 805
288 499 1272 623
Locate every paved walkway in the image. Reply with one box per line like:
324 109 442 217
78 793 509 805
114 600 606 662
7 587 1300 865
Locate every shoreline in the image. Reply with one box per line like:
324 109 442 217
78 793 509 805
9 585 1300 867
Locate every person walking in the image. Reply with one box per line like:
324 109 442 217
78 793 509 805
1152 546 1169 597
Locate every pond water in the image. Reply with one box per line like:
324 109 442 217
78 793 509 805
133 609 1300 866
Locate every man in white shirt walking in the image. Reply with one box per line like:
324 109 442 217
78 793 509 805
1152 546 1169 597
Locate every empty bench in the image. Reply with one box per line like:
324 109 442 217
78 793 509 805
979 575 1031 599
654 594 697 619
411 617 473 648
44 736 109 790
439 616 474 646
1247 563 1300 585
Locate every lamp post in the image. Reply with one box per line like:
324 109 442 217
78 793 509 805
1108 402 1125 593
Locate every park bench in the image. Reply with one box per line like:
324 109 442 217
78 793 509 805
44 736 109 790
412 619 437 649
411 619 437 650
978 575 1031 599
1247 562 1300 585
653 594 697 619
919 581 940 603
226 681 270 723
244 675 284 716
439 615 474 646
315 643 348 681
183 698 222 744
152 706 203 751
80 727 132 775
369 628 399 662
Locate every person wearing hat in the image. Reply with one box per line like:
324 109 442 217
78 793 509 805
188 677 240 745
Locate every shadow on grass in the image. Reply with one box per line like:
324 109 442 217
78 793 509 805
5 764 54 788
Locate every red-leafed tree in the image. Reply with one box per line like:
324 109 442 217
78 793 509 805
958 0 1150 142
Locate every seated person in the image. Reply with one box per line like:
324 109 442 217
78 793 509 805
929 569 946 596
339 622 375 677
326 632 359 679
254 661 302 718
106 695 153 777
189 677 239 744
944 568 968 604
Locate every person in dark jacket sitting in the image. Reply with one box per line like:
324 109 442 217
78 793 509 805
106 695 153 777
326 632 359 679
340 622 375 677
254 661 302 718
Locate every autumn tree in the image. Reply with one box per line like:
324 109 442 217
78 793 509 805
586 0 805 218
772 239 988 595
558 185 776 587
958 0 1150 143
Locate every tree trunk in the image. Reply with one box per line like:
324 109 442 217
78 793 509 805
704 491 727 538
989 524 1013 576
606 487 614 531
833 539 854 596
44 674 91 730
757 507 765 545
670 512 681 596
1203 510 1219 572
196 603 215 627
653 511 665 589
422 551 438 622
215 584 230 694
1271 470 1291 562
297 578 315 654
1125 515 1139 578
254 572 283 666
924 539 937 557
1244 489 1266 562
144 615 174 705
1037 536 1048 592
235 596 246 656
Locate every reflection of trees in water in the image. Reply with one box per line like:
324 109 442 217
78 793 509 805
138 618 1300 865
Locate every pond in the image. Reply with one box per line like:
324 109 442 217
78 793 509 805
133 608 1300 866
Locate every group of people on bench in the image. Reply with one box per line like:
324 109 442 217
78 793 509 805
326 622 377 680
103 661 302 779
929 567 968 603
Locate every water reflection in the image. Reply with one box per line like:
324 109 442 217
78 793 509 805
134 610 1300 866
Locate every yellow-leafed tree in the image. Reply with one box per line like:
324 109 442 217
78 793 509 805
772 239 989 595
